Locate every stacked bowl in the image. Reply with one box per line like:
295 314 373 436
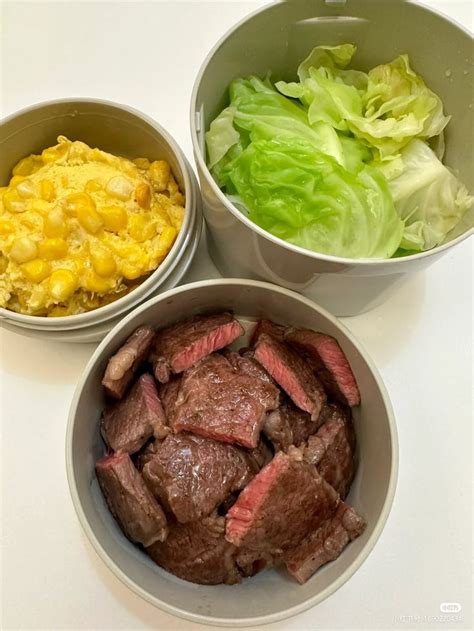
0 99 202 343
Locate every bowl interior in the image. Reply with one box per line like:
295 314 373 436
67 280 397 625
0 99 195 328
193 0 473 244
0 99 185 186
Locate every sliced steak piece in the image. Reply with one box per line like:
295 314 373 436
250 319 286 346
254 334 326 421
102 325 155 399
303 404 356 499
96 452 167 546
158 376 181 424
286 329 360 407
173 354 280 448
283 502 366 584
263 409 293 453
149 312 244 383
223 349 274 384
101 373 168 454
147 514 241 585
142 433 257 523
226 452 339 555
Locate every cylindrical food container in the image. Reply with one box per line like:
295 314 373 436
66 279 398 626
0 99 202 341
190 0 473 315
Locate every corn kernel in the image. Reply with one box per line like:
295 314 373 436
120 261 144 280
167 175 185 205
90 246 116 277
31 199 51 214
149 160 171 192
84 179 102 193
0 219 14 234
40 180 56 202
16 179 36 199
106 176 134 200
3 189 26 213
12 156 35 177
11 175 26 187
43 207 67 238
21 259 51 282
49 269 77 301
83 270 115 293
64 192 95 218
77 205 103 234
128 214 156 242
98 205 128 232
156 225 177 253
38 238 68 260
135 182 152 209
10 236 38 263
133 158 150 170
28 286 48 310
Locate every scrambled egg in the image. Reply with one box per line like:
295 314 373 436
0 136 185 316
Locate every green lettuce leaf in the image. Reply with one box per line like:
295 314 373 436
206 78 404 259
378 139 473 251
277 46 450 160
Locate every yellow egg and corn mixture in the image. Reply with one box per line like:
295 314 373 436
0 136 185 316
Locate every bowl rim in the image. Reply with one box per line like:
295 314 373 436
0 97 195 327
189 0 474 268
65 278 399 627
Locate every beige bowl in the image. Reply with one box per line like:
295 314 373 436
0 98 202 335
66 279 398 626
190 0 473 315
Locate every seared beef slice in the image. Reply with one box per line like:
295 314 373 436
250 319 286 346
223 349 274 384
304 404 356 499
172 354 280 448
157 376 181 423
286 329 360 406
264 399 323 452
254 334 326 420
142 434 257 523
96 452 167 546
101 374 168 454
150 312 244 383
284 502 366 584
147 514 241 585
102 325 155 399
226 452 339 555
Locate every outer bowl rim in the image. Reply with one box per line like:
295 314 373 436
65 278 399 627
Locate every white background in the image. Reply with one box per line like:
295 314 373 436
0 1 472 630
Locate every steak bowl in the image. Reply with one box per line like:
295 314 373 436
66 279 398 626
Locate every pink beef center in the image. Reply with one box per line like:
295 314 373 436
171 321 243 374
255 345 313 414
226 456 286 545
316 338 359 405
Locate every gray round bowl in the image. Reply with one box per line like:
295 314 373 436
66 279 398 626
0 98 202 334
190 0 473 315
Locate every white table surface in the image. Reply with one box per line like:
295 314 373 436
1 1 472 630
